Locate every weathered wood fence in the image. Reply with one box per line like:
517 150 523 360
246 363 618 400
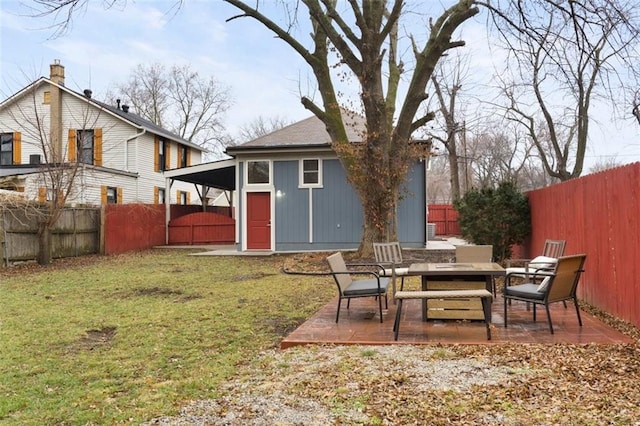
0 207 100 266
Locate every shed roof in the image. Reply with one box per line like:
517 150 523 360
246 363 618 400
226 110 366 154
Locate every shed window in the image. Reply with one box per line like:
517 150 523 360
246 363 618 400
247 160 270 185
300 159 322 187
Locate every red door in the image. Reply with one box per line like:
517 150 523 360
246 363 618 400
247 192 271 249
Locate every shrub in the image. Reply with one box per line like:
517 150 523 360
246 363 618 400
454 181 531 261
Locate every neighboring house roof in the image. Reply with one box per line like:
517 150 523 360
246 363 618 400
0 77 204 152
226 110 366 155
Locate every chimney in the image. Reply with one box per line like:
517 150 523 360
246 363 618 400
49 60 64 162
49 59 65 86
122 105 129 113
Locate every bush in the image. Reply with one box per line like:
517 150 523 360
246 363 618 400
453 181 531 261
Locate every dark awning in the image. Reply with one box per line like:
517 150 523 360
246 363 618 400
163 159 235 191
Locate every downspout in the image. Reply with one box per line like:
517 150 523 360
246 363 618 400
126 127 146 201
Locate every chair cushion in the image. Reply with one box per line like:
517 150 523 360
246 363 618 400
537 276 552 292
381 267 409 277
504 283 546 300
529 255 557 269
343 278 389 296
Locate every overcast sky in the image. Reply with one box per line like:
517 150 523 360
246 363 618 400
1 0 639 169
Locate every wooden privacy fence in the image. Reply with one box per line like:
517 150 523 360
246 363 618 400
428 204 460 235
168 211 235 245
525 162 640 329
103 204 235 254
0 207 100 266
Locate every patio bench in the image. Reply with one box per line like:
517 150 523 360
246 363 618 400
393 289 493 341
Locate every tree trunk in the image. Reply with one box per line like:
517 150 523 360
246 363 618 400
37 224 52 266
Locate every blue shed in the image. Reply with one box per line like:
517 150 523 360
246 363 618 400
224 113 428 252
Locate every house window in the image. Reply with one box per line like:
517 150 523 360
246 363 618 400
247 160 270 185
179 145 188 168
106 187 118 204
300 159 322 187
177 190 189 205
158 138 168 171
1 133 14 166
157 188 166 204
77 129 94 164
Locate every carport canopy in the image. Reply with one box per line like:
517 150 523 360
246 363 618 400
163 159 236 191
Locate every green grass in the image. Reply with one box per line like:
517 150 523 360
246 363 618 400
0 250 334 425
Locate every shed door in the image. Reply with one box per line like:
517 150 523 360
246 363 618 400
247 192 271 250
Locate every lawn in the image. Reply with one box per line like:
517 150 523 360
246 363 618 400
0 250 334 425
2 250 640 425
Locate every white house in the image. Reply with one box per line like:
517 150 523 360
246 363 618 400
0 60 204 206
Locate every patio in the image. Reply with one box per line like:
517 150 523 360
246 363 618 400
281 291 634 349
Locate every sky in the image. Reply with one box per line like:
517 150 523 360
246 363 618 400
1 0 639 169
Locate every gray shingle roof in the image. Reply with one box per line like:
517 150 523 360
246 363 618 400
228 110 366 153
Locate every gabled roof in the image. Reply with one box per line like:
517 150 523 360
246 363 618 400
0 78 204 152
225 110 366 155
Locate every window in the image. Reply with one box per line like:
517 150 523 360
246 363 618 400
77 129 94 164
177 190 189 205
247 160 270 184
157 188 166 204
156 137 170 171
101 185 121 204
106 187 118 204
300 159 322 187
1 133 14 166
179 145 188 168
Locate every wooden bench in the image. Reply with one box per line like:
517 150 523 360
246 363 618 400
393 289 493 341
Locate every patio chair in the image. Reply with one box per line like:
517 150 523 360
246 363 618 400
503 254 587 334
455 245 496 295
373 242 409 301
326 252 390 323
506 239 566 280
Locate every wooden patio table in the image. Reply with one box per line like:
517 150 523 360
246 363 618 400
407 262 505 321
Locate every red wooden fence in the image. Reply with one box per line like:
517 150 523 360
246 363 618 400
428 204 460 235
103 204 235 254
168 211 235 245
103 204 166 255
526 162 640 329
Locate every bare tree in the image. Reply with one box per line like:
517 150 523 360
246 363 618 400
115 63 233 160
222 0 479 253
237 115 291 143
482 0 640 181
426 52 471 201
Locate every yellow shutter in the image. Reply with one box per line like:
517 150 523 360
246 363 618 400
94 128 102 166
117 187 123 204
38 187 47 203
43 91 51 104
186 192 191 205
176 190 180 204
101 186 107 205
13 132 21 164
68 129 76 161
186 147 191 167
154 187 159 204
154 136 159 172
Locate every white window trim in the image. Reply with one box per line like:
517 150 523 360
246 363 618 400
298 158 323 188
245 159 272 188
